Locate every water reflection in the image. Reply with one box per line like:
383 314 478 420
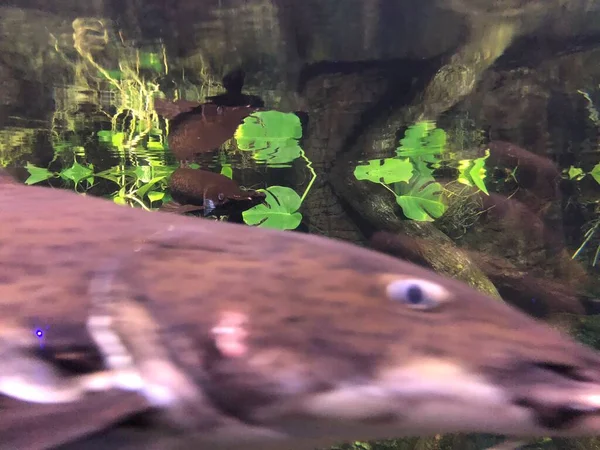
0 0 599 449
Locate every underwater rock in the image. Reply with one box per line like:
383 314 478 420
160 168 265 219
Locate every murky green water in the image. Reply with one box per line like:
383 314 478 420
0 1 599 449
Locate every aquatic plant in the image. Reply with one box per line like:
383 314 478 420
25 159 175 209
241 186 303 230
0 128 38 167
565 162 600 267
235 110 317 229
49 18 177 164
353 121 490 222
20 19 313 230
235 110 303 167
25 109 313 229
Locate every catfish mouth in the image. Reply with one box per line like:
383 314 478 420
500 360 600 433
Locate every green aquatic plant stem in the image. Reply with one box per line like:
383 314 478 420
299 148 317 204
379 182 397 197
572 220 600 266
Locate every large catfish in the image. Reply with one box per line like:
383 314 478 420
1 172 600 449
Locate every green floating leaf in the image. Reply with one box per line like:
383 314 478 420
136 176 166 199
112 186 127 205
220 164 233 179
147 191 165 203
395 178 446 222
354 158 413 184
242 186 302 230
60 161 94 187
235 111 303 167
24 162 54 185
568 166 585 181
590 163 600 185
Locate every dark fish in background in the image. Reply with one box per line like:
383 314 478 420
154 69 264 161
486 140 562 211
160 167 265 219
205 69 265 108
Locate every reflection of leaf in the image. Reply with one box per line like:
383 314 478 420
253 143 302 167
412 158 434 181
146 141 164 150
457 150 489 195
395 178 446 222
25 163 54 185
97 130 112 143
354 158 413 184
60 161 94 187
396 121 446 163
138 52 163 72
112 132 124 149
589 163 600 184
134 166 153 183
469 151 489 195
235 111 303 167
242 186 302 230
393 158 433 196
96 130 124 148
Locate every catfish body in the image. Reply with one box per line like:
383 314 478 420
3 179 600 449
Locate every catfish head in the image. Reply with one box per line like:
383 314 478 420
3 182 600 449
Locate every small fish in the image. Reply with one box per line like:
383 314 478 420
3 173 600 449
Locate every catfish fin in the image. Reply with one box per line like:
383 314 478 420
159 201 204 215
203 198 216 216
0 390 151 450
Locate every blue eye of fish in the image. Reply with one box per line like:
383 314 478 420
406 285 424 304
385 279 449 310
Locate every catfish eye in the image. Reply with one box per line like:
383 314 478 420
218 193 225 201
385 278 450 310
